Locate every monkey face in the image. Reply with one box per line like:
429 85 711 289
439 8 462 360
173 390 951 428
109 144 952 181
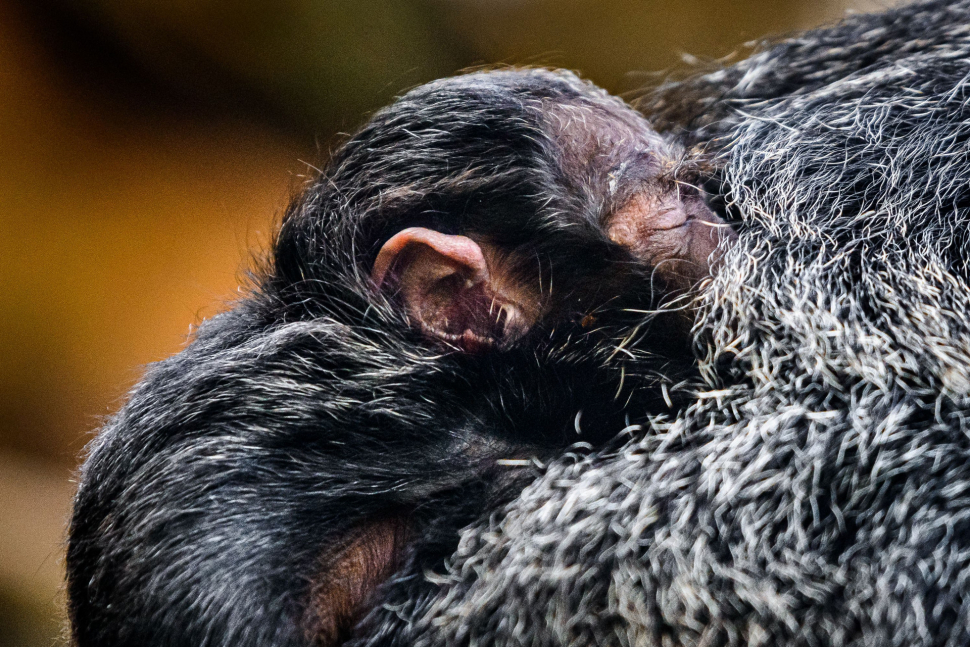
547 100 737 294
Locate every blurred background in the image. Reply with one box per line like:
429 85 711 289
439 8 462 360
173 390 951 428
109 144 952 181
0 0 895 643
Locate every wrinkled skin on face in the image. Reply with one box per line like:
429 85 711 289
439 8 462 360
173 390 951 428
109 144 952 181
542 99 733 292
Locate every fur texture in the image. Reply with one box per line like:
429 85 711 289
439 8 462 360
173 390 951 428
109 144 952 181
355 2 970 646
66 69 700 647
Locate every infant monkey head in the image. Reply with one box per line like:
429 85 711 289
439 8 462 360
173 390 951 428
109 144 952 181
280 68 735 358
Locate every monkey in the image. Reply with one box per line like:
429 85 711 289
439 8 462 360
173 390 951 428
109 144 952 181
339 3 970 647
66 68 736 647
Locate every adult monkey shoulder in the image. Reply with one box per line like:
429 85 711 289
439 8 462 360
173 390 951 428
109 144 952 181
66 68 736 647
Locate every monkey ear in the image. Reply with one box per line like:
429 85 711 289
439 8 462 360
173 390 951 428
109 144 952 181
372 227 535 351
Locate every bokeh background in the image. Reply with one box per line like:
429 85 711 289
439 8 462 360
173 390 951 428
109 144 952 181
0 0 896 643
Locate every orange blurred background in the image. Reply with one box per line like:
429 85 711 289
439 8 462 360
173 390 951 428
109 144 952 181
0 0 893 643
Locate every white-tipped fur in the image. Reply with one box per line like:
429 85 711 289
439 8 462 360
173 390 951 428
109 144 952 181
358 3 970 646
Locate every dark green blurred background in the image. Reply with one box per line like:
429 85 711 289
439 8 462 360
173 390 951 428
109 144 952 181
0 0 893 643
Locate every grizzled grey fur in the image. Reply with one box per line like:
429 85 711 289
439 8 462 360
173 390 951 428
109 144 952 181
356 1 970 646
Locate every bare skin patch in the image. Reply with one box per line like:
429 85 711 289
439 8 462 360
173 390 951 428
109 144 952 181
306 517 410 646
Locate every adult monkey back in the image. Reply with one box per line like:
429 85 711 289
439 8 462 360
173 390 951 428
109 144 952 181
372 1 970 646
66 69 733 647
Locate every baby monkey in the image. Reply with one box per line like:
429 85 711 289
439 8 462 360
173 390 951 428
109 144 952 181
67 68 735 647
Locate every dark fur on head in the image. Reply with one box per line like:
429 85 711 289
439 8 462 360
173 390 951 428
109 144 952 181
359 2 970 646
66 69 711 647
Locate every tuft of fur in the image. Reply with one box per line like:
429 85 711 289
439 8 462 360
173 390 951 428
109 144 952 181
355 2 970 646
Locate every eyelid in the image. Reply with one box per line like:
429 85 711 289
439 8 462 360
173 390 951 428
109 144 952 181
603 176 663 231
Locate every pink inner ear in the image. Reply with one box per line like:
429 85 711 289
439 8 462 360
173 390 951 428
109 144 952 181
371 227 488 290
370 227 538 351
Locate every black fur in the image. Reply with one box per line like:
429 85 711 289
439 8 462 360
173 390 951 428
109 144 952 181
66 69 702 647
